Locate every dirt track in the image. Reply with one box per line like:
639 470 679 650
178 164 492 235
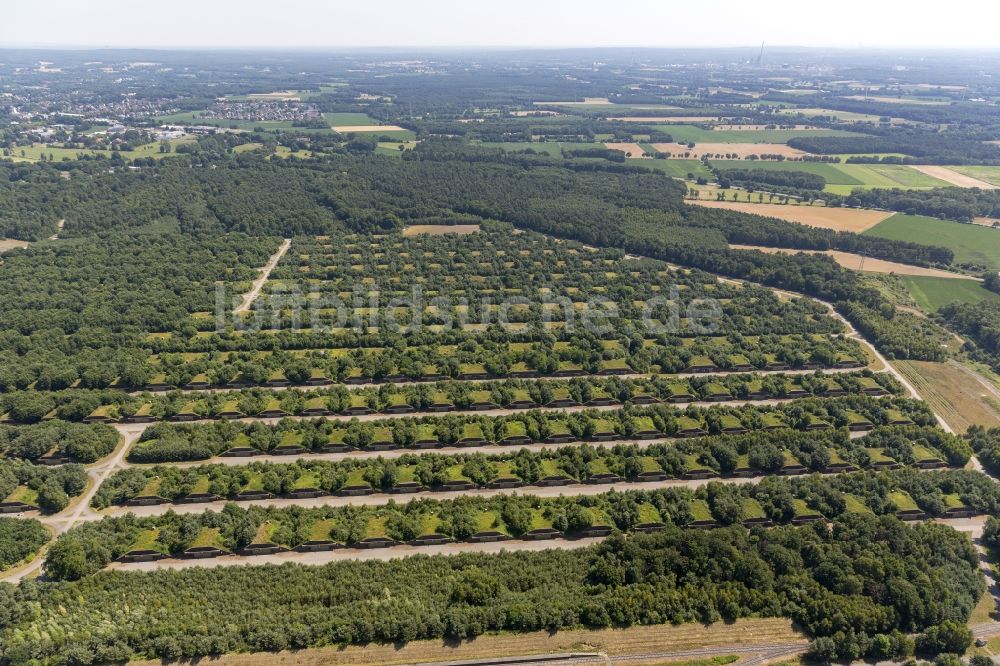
234 238 290 314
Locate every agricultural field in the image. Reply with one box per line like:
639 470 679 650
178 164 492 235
654 124 865 144
688 201 892 232
864 213 1000 270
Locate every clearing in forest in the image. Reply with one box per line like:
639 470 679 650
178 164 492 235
895 361 1000 432
688 200 891 232
0 239 28 253
130 618 804 666
401 225 481 236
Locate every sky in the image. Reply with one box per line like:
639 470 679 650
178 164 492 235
2 0 999 49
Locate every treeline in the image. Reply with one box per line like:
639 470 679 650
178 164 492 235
0 514 973 662
0 459 88 513
0 517 48 571
842 188 1000 224
713 167 826 192
0 420 119 463
939 301 1000 371
94 425 970 507
788 130 1000 164
0 371 901 427
124 395 933 463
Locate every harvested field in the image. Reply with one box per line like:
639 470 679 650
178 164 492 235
896 361 1000 432
132 619 804 666
729 244 975 279
534 97 611 105
402 224 480 236
909 166 999 190
0 239 28 253
604 142 649 157
651 143 808 159
687 200 891 232
609 116 723 122
246 91 302 101
332 125 406 133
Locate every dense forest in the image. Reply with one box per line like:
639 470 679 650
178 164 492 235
0 421 118 463
842 188 1000 224
0 517 48 571
7 510 977 662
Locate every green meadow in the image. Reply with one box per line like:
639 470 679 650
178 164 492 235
864 213 1000 270
898 275 1000 312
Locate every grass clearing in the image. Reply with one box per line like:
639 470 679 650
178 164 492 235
895 360 1000 432
134 619 803 666
0 239 29 252
402 225 480 236
898 275 1000 312
864 214 1000 270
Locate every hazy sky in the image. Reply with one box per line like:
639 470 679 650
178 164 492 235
2 0 999 49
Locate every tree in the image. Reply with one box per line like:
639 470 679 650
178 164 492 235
916 621 972 656
45 537 89 580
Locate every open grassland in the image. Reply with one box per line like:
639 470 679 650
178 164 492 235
895 361 1000 432
654 124 864 144
952 166 1000 187
2 138 195 162
477 141 607 156
899 275 1000 312
864 214 1000 270
820 165 954 194
0 239 29 252
778 107 895 123
132 619 803 666
689 200 891 231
